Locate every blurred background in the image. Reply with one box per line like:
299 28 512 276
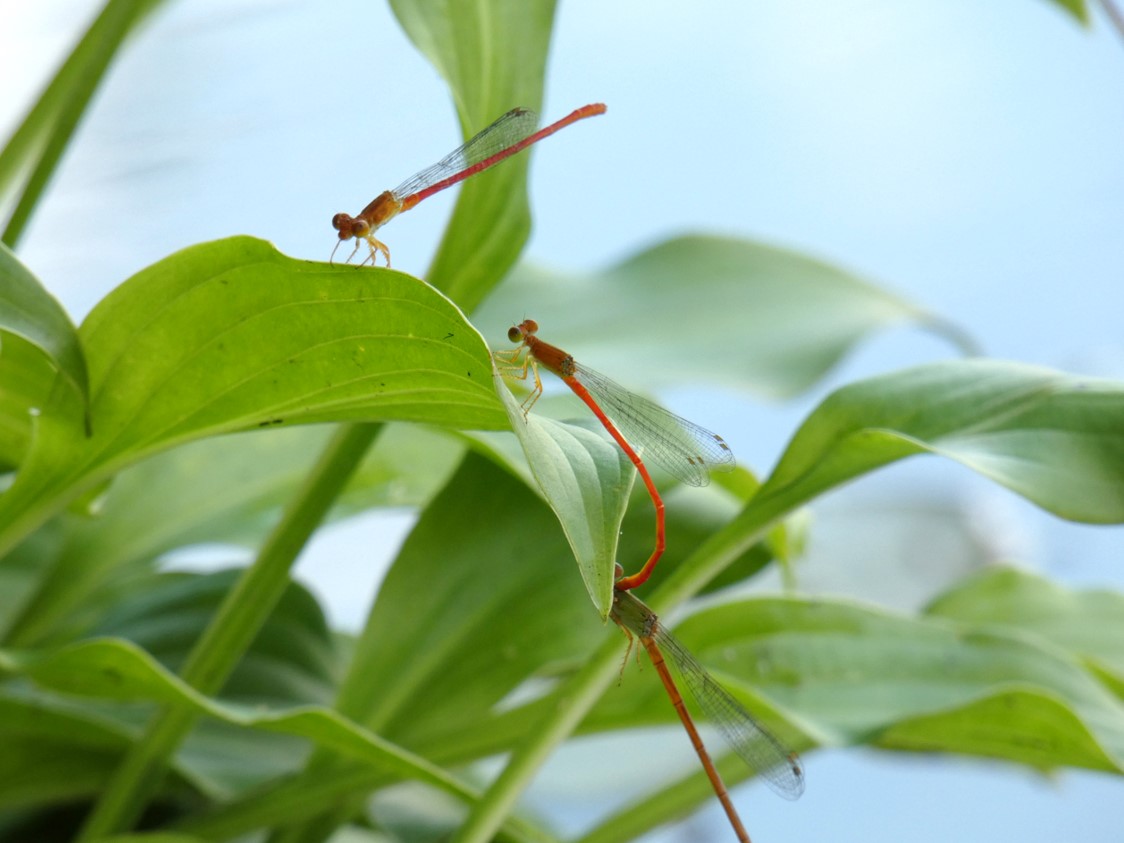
3 0 1123 840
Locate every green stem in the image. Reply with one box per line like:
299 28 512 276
1 0 160 247
74 422 381 840
450 492 783 843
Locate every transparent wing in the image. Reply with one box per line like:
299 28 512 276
392 108 540 199
573 362 735 486
654 618 806 801
611 589 805 800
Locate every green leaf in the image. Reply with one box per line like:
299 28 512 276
0 638 490 816
926 566 1124 681
493 371 635 615
3 423 462 647
750 360 1124 528
580 587 1124 842
5 566 344 802
877 688 1113 771
334 451 596 745
701 599 1121 766
476 234 971 399
0 237 505 560
0 331 56 470
0 692 136 811
76 237 499 444
89 570 338 706
389 0 564 308
585 594 1123 785
0 242 88 430
164 453 596 840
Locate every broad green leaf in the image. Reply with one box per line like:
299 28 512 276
2 570 346 805
476 234 972 399
3 423 462 647
494 371 635 615
926 566 1124 681
877 688 1112 771
75 238 498 444
390 0 563 308
748 360 1124 529
0 237 505 560
681 599 1122 767
333 451 596 745
0 242 88 425
89 570 337 707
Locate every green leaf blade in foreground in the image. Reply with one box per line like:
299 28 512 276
476 234 972 400
0 237 506 559
751 360 1124 526
77 237 500 453
494 369 635 615
389 0 568 308
0 241 88 422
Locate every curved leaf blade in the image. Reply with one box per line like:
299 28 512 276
0 331 57 470
926 566 1124 680
0 237 505 559
335 452 596 744
587 594 1124 773
476 234 971 399
0 241 88 425
752 360 1124 526
78 237 500 453
494 369 635 615
876 688 1113 771
0 638 488 815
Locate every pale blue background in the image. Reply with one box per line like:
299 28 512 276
3 1 1122 840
